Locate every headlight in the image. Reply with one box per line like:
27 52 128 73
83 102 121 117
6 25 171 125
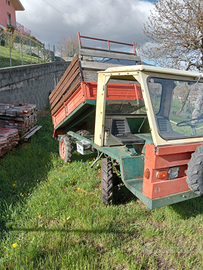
168 166 179 180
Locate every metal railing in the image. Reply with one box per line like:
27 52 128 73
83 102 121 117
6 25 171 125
0 31 57 68
7 19 16 29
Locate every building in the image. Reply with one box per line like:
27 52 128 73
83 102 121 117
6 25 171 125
0 0 24 30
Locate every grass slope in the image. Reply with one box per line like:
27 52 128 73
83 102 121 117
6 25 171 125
0 45 43 68
0 110 203 269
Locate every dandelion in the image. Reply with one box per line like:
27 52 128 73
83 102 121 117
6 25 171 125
89 161 91 164
42 186 44 189
12 243 18 248
13 184 16 187
68 162 70 165
74 175 76 177
38 215 41 218
21 194 24 197
77 187 81 191
53 162 55 164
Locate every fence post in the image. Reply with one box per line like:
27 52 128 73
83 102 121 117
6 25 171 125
48 44 51 62
29 39 32 64
8 35 12 67
43 43 46 63
53 45 55 62
21 37 23 65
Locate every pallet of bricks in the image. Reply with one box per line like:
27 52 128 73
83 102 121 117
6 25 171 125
0 103 37 157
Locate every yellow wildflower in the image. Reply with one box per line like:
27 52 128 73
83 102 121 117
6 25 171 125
13 184 16 187
77 187 81 190
38 215 42 218
12 243 18 248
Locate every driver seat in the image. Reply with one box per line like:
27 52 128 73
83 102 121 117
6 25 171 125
111 118 145 145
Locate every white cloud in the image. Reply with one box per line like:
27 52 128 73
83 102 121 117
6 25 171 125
16 0 154 48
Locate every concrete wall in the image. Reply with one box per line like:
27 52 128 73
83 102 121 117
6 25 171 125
0 61 70 110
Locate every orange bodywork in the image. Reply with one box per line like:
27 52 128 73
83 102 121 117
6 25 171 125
52 81 143 130
143 143 202 199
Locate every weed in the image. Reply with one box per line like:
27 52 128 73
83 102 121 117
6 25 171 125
0 112 203 269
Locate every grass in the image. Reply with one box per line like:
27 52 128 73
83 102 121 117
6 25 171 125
1 110 203 269
0 45 44 68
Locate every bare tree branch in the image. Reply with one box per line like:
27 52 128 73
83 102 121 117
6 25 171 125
142 0 203 71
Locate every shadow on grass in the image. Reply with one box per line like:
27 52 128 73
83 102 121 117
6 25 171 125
0 114 58 241
170 196 203 219
114 184 137 205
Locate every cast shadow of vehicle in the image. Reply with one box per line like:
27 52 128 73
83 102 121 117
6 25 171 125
113 183 137 205
170 196 203 219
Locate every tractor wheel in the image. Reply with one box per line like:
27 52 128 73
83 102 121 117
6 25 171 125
186 144 203 195
101 158 114 205
59 135 73 163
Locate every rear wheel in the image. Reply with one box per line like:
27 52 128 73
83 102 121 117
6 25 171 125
186 144 203 195
101 158 114 205
59 135 73 163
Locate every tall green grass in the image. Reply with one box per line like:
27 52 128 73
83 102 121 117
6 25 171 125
0 111 203 269
0 45 44 68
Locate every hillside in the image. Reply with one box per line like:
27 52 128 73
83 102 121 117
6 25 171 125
0 45 44 68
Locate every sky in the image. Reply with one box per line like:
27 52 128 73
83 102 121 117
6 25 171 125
16 0 155 54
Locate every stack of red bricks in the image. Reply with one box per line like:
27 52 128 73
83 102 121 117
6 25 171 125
0 128 19 157
0 103 37 157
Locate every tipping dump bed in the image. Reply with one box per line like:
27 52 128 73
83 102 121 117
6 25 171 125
49 34 143 138
52 81 143 130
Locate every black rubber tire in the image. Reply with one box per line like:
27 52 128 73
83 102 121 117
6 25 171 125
59 135 73 163
186 144 203 195
101 158 114 205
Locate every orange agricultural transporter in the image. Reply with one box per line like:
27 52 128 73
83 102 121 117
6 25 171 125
50 33 203 209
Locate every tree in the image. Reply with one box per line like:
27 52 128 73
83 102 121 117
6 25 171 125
143 0 203 71
57 36 78 59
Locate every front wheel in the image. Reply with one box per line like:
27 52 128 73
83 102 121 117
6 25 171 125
101 158 114 205
59 135 73 163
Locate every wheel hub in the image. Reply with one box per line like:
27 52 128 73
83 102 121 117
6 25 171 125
60 141 66 160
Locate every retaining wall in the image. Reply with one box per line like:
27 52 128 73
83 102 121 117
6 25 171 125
0 62 70 110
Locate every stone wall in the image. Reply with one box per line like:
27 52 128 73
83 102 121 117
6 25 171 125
0 62 70 110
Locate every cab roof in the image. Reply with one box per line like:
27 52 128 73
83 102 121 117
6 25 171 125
102 65 203 79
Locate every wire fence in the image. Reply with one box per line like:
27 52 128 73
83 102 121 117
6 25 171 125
0 31 59 68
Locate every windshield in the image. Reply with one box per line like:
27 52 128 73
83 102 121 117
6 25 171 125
105 83 145 115
147 76 203 139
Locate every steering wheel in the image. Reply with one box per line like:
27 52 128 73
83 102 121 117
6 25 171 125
177 116 203 127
